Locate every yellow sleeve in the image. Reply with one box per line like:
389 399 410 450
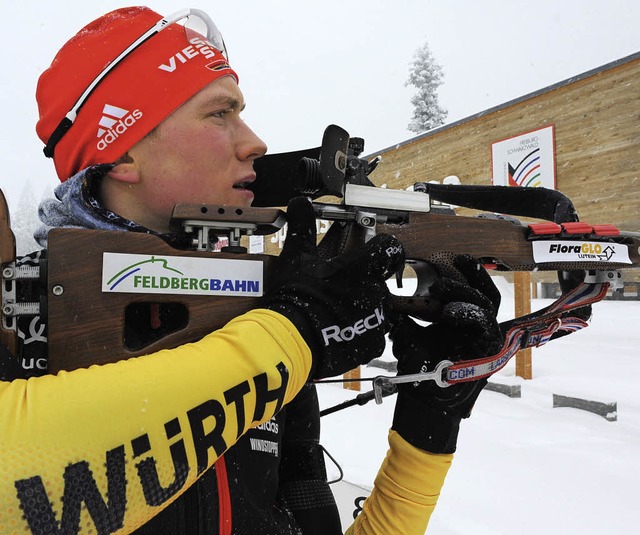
0 309 310 534
345 430 453 535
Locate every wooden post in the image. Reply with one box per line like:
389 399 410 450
514 271 533 379
343 366 361 391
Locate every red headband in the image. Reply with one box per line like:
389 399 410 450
36 7 238 181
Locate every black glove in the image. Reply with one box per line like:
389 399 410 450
265 197 405 379
390 255 504 454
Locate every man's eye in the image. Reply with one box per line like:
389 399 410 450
208 106 235 119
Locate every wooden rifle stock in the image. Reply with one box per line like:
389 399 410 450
380 212 640 271
381 212 639 318
44 205 640 373
46 206 286 373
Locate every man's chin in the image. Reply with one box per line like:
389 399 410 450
230 188 255 206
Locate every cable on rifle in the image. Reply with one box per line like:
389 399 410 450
314 376 397 417
314 377 374 385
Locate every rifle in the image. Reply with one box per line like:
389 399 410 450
2 125 639 375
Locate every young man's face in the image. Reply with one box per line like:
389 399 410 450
124 76 267 231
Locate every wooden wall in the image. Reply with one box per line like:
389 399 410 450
367 52 640 232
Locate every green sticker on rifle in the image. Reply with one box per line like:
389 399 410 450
102 252 264 296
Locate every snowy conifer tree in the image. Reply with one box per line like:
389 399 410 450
406 42 447 133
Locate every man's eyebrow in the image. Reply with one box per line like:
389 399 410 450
201 95 246 112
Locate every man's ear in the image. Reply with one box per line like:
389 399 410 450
106 154 140 184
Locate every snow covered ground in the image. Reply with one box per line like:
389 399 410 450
317 277 640 534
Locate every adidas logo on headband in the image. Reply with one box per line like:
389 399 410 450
96 103 143 151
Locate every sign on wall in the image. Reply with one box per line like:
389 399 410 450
491 125 556 189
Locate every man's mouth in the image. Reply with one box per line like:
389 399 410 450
233 176 255 190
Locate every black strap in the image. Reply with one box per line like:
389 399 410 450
43 117 73 158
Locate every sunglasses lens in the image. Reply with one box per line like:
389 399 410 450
182 13 228 60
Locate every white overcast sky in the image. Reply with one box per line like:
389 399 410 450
1 0 639 210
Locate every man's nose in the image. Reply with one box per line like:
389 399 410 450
237 121 267 161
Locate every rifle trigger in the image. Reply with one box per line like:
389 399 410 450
395 266 404 289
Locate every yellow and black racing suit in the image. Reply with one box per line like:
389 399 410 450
2 304 451 535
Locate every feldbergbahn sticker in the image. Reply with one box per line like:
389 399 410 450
102 253 264 296
532 241 631 264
